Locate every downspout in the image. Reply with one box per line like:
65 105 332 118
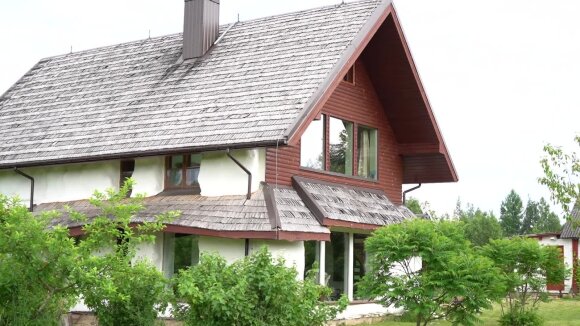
245 239 250 257
402 183 421 205
13 168 34 212
225 149 252 200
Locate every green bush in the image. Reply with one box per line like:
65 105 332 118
481 237 567 326
174 247 347 326
0 195 79 326
499 309 543 326
359 219 505 326
73 180 177 326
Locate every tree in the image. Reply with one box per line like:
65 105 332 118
481 237 567 326
73 180 178 326
538 135 580 219
521 200 540 235
461 209 503 247
535 198 561 233
359 219 504 326
174 247 347 326
500 190 524 236
405 197 423 215
0 196 79 326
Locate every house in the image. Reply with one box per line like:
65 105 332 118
0 0 457 321
529 203 579 294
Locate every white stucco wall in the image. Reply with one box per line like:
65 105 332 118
537 237 574 292
131 157 165 197
198 236 246 263
250 240 306 280
134 232 164 270
0 161 118 206
198 148 266 197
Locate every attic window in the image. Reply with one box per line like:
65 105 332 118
343 66 355 84
165 154 202 193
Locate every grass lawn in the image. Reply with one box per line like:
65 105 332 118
369 297 580 326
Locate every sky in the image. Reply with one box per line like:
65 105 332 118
0 0 578 217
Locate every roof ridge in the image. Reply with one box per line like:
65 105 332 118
37 0 381 62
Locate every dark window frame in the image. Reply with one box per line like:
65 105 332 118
164 154 202 194
300 113 379 180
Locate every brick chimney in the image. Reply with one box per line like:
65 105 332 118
183 0 220 59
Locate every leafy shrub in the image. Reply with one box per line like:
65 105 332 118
359 219 505 326
0 195 79 326
499 309 543 326
73 180 177 326
174 247 347 326
481 237 567 326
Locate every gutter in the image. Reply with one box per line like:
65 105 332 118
402 183 421 205
226 149 252 200
13 168 34 212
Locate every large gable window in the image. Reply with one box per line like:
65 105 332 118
357 126 378 179
165 154 202 192
300 115 325 170
329 117 353 175
300 115 377 179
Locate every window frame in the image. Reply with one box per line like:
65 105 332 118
300 114 379 181
164 154 202 193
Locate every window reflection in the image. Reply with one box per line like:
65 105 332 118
329 117 353 175
300 115 325 170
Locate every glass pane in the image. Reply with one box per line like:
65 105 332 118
304 241 318 279
167 155 184 186
174 234 199 273
329 117 353 175
353 234 368 299
325 232 346 300
186 154 202 186
357 126 378 179
300 116 325 170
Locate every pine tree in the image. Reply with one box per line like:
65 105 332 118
500 190 523 236
520 200 540 235
535 197 561 233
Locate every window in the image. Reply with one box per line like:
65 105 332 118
357 126 378 179
120 160 135 197
300 115 378 179
329 117 353 175
300 115 325 170
163 233 199 278
353 233 369 299
165 154 202 192
325 232 347 300
343 66 355 84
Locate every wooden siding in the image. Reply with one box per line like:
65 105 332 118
266 60 403 204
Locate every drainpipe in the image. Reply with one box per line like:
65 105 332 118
13 168 34 212
245 239 250 256
402 183 421 205
226 149 252 200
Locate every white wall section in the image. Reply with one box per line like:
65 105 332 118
198 148 266 197
131 157 165 197
0 161 118 205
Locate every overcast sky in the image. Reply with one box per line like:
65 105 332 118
1 0 578 217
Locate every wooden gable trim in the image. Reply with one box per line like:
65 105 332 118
387 7 457 182
284 0 394 146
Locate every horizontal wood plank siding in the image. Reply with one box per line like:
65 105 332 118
266 60 403 204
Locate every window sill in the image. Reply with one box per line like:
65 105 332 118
299 167 379 184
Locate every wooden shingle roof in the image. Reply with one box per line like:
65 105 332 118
0 0 386 168
561 202 580 239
